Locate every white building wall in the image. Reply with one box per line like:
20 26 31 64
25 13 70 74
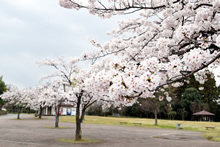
41 105 78 116
45 107 48 115
51 106 56 115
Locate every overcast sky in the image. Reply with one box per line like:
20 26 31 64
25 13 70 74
0 0 127 88
0 0 220 89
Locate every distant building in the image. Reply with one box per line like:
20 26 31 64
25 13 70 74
41 103 77 116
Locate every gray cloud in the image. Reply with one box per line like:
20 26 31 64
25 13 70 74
0 0 119 88
1 0 219 88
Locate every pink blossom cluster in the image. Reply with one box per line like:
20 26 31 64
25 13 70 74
29 0 220 107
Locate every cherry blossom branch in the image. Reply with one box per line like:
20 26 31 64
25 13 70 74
156 53 220 90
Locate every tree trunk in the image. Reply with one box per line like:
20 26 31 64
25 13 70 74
17 112 20 119
39 105 42 119
75 96 82 141
17 107 21 119
181 111 185 120
55 103 61 128
80 109 86 123
182 114 185 120
154 110 158 125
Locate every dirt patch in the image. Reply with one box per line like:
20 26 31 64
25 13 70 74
153 133 204 141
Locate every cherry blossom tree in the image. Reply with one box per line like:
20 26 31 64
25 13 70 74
25 86 50 119
23 88 40 113
16 83 69 126
38 81 70 127
59 0 220 104
37 57 101 140
1 86 29 119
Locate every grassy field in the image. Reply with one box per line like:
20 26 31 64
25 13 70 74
60 115 220 142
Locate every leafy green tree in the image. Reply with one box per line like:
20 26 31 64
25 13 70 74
167 108 177 120
0 76 7 110
187 75 200 89
185 72 218 113
126 102 142 117
215 85 220 121
177 108 188 120
180 88 202 120
190 101 209 114
199 73 219 114
175 71 219 120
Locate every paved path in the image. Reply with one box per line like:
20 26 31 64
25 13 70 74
0 114 220 147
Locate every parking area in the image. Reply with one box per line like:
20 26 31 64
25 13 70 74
0 114 220 147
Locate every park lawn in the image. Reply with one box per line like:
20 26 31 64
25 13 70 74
60 115 220 142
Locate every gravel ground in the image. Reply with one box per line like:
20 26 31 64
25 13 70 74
0 114 220 147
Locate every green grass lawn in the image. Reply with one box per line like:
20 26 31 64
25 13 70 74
60 115 220 142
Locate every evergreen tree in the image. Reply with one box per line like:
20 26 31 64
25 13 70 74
0 76 7 110
180 88 202 120
199 73 219 114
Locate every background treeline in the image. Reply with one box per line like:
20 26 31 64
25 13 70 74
0 76 7 111
0 76 7 115
87 72 220 121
